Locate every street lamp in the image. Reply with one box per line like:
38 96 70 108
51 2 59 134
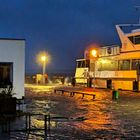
37 51 50 85
41 55 47 84
91 50 98 58
90 48 99 88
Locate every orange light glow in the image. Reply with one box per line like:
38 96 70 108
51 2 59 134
91 49 98 58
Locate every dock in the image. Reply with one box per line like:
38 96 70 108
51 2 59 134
54 87 96 100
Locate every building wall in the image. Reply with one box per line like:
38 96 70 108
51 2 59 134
95 78 133 90
112 80 133 90
0 39 25 99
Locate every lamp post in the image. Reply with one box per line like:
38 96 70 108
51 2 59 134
90 49 98 88
41 55 46 84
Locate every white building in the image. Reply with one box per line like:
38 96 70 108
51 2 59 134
0 38 25 99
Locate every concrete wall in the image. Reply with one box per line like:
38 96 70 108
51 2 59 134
0 39 25 99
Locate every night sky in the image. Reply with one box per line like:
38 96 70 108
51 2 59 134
0 0 139 75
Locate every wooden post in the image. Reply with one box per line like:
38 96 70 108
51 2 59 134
28 114 31 133
48 114 51 134
1 116 6 132
93 95 95 100
44 115 47 139
8 117 10 134
18 100 21 111
72 92 74 97
25 114 28 131
82 93 84 99
62 90 64 94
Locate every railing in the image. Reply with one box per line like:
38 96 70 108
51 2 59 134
0 113 86 139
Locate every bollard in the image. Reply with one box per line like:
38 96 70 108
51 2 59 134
71 77 75 87
112 90 119 100
115 90 119 99
87 78 92 87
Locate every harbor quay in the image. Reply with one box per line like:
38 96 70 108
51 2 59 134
1 84 140 139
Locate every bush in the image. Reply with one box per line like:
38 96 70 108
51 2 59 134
0 86 16 98
0 87 16 115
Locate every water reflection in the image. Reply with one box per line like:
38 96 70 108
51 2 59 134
23 86 121 139
8 85 140 139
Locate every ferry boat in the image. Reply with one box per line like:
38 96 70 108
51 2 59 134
75 23 140 91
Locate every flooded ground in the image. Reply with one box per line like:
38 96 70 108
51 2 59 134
1 85 140 139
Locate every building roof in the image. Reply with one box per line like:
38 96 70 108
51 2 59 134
0 38 25 41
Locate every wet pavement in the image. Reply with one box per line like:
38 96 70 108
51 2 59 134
1 85 140 139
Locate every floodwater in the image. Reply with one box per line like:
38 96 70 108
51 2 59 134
2 85 140 139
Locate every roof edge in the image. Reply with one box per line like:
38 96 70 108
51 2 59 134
0 38 25 41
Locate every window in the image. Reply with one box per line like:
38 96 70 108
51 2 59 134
77 60 90 68
77 61 81 68
128 35 140 45
128 36 134 44
107 48 111 54
132 59 140 70
119 60 130 70
97 60 118 71
0 63 13 88
135 35 140 44
100 48 106 56
81 61 85 67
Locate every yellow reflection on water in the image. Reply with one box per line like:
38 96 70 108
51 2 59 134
32 118 57 128
71 90 116 131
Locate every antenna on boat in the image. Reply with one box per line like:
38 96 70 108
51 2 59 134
135 6 140 24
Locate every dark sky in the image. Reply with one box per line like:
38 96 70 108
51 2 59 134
0 0 139 74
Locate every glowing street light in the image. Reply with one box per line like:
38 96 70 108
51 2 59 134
41 56 47 62
41 55 47 84
90 48 99 88
36 51 50 84
90 49 98 58
91 49 98 58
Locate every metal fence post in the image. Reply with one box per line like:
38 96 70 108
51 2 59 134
44 115 47 139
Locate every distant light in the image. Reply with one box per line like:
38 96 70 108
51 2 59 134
41 56 46 62
36 51 51 66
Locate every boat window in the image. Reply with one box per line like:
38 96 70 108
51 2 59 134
135 35 140 44
77 61 82 68
97 60 118 71
77 60 89 68
81 61 85 67
107 48 111 54
100 48 106 56
128 35 140 45
119 60 130 70
132 59 140 70
128 36 134 44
